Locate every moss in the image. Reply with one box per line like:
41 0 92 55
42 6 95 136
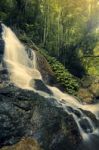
77 88 94 104
0 138 43 150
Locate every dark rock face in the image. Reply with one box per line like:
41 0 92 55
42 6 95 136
0 23 7 83
36 51 55 85
0 39 4 61
0 22 3 32
79 118 93 133
33 79 53 95
0 68 9 84
0 41 5 64
0 26 9 84
0 85 81 150
0 23 4 63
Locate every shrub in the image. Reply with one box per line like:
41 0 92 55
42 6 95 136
40 49 80 95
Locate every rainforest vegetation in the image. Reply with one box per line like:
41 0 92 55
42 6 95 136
0 0 99 95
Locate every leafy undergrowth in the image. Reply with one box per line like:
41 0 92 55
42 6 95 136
40 49 80 95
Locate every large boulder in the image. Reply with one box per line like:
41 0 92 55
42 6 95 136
0 85 81 150
77 76 99 103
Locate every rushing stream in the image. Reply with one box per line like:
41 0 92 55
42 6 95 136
1 24 99 150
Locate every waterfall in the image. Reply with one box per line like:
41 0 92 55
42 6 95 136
2 24 42 89
1 24 99 148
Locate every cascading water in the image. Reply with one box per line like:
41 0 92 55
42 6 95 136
2 24 42 89
1 24 99 149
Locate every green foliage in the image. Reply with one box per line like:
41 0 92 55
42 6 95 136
82 57 99 76
0 11 7 21
0 0 99 79
40 50 79 94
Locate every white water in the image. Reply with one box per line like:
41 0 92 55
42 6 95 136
2 24 42 89
48 86 99 119
1 24 99 142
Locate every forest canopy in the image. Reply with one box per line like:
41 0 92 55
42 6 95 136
0 0 99 77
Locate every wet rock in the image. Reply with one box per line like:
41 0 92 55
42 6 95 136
0 69 9 82
35 51 55 85
0 38 4 63
33 79 53 95
82 110 99 128
79 118 93 133
0 40 4 57
0 85 81 150
0 23 4 63
73 109 82 118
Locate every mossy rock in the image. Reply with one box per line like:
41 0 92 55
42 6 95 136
77 88 94 104
78 76 99 103
0 138 43 150
89 83 99 98
81 76 94 88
